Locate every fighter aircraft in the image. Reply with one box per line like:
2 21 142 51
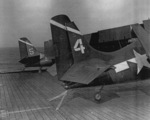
49 15 150 110
18 37 55 72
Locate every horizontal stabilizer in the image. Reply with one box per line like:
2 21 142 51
61 59 110 84
47 64 57 76
19 55 40 66
0 68 47 74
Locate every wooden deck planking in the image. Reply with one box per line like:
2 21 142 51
72 100 103 120
21 78 65 120
1 75 13 120
10 74 49 120
3 74 33 120
9 73 66 120
58 107 81 120
1 72 150 120
3 76 17 120
6 74 27 120
119 95 150 119
99 90 150 120
9 75 37 120
71 98 122 120
62 104 93 120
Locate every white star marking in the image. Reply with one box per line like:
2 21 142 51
114 50 150 74
133 50 150 74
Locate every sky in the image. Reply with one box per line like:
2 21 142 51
0 0 150 48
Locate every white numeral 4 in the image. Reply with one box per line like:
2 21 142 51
74 39 85 54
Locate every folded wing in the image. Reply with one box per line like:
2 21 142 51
132 24 150 58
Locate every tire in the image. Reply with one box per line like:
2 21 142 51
94 93 101 101
64 85 69 89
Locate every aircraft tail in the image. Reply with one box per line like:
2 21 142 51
50 15 74 79
65 21 91 62
44 40 55 58
50 15 100 79
18 37 39 64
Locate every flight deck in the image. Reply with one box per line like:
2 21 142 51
1 71 150 120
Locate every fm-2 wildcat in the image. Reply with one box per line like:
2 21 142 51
49 15 150 110
18 37 55 72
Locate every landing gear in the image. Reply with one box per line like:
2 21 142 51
39 67 42 73
64 84 69 89
48 84 105 110
94 84 104 102
94 92 101 101
22 67 26 71
62 81 76 89
61 81 71 89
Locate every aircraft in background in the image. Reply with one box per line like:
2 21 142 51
44 39 55 60
18 37 55 72
49 15 150 110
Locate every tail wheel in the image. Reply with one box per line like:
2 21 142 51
94 93 101 102
64 85 69 89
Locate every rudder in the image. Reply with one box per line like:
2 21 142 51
18 37 40 66
18 37 39 60
65 22 91 62
44 40 55 58
50 15 74 79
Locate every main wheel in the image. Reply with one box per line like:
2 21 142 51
94 93 101 102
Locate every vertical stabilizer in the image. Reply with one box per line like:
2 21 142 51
65 22 91 62
18 37 39 60
44 40 55 58
50 15 74 79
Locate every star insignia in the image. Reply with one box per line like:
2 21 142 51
133 50 150 74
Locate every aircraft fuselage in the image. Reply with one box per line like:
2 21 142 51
67 40 149 89
25 56 54 67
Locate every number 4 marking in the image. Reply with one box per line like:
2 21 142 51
74 39 85 54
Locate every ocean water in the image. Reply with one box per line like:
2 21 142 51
0 47 43 71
